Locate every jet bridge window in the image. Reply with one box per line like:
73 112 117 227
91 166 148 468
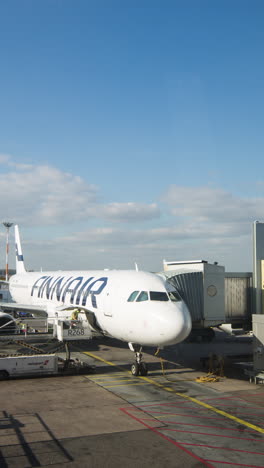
127 291 140 302
149 291 169 301
168 291 181 302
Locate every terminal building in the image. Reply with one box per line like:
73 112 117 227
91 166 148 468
0 270 14 302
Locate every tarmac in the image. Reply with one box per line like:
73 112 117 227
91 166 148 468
0 330 264 468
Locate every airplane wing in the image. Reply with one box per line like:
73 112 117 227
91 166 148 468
0 302 48 316
0 302 104 335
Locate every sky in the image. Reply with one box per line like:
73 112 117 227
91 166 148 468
0 0 264 273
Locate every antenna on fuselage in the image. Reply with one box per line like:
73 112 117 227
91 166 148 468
135 262 139 271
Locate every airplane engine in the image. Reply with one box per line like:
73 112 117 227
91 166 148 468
0 312 16 334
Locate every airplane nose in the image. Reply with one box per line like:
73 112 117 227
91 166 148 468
158 301 192 346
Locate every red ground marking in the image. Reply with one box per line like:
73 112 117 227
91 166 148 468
122 400 264 411
202 394 264 401
120 407 215 468
226 410 264 418
128 403 218 411
120 402 197 410
201 402 264 410
138 419 261 434
141 417 264 434
161 427 264 442
126 403 264 417
205 459 264 467
167 402 264 411
138 410 230 421
181 442 264 455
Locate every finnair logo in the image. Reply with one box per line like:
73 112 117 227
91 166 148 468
31 275 108 308
15 243 24 262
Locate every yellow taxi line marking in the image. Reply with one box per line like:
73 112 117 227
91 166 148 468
91 378 139 383
84 351 264 435
84 352 118 367
104 382 150 388
91 376 128 381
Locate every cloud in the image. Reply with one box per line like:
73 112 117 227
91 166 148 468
0 154 33 170
0 163 99 225
17 222 252 272
163 185 264 225
1 156 260 272
100 202 160 221
0 154 12 165
0 156 159 225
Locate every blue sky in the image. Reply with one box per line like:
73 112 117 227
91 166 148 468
0 1 264 272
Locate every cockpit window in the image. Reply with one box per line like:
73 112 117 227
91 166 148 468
136 291 149 302
168 291 181 302
150 291 169 301
127 291 140 302
128 290 174 303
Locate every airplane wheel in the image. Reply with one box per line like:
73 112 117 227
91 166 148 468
131 362 140 376
139 362 148 376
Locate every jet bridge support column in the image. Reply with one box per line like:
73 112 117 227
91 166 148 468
248 222 264 381
253 221 264 315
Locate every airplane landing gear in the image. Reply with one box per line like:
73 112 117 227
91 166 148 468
129 343 148 376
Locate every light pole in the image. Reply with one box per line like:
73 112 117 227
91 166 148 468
3 222 13 281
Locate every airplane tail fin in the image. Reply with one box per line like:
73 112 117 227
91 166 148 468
14 225 26 274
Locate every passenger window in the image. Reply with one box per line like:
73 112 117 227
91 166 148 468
149 291 169 301
136 291 149 302
127 291 139 302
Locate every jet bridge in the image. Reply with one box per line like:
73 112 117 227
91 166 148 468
161 260 225 341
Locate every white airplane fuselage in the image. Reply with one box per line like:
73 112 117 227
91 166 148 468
9 269 191 347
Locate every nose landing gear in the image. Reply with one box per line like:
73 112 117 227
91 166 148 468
129 343 148 376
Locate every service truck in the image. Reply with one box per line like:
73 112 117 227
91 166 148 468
0 354 58 379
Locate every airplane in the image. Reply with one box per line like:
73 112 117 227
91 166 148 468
0 310 17 333
6 225 192 376
0 279 18 333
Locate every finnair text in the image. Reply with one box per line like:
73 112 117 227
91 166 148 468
31 275 108 308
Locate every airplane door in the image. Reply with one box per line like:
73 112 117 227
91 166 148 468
104 292 112 317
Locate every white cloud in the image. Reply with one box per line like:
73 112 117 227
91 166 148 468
0 154 33 170
163 185 264 224
0 164 98 225
0 154 12 165
1 157 261 272
0 157 159 225
100 202 160 221
15 222 252 273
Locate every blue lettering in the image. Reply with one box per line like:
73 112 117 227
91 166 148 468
75 277 94 305
50 276 73 302
50 276 63 299
40 276 60 300
31 276 49 297
31 274 108 307
39 276 53 298
82 277 108 308
61 277 84 303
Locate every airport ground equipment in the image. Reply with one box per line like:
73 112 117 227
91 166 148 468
0 351 94 379
162 260 225 341
0 354 58 379
53 318 94 342
0 316 96 378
